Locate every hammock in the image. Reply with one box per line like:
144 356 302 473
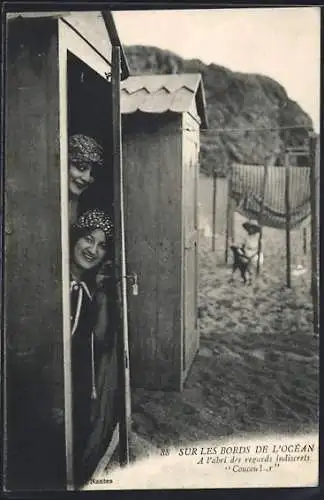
231 164 311 229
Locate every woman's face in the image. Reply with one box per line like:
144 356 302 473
73 229 107 271
69 162 95 197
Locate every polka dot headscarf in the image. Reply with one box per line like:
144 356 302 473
74 209 113 239
69 134 104 168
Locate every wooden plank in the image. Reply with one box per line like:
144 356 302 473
256 161 269 275
212 170 217 252
194 140 200 354
180 118 185 387
230 197 236 244
215 177 229 236
182 114 200 385
122 118 160 388
57 20 74 490
123 113 182 390
225 167 233 263
309 133 319 333
4 17 66 491
157 115 183 389
62 12 112 64
185 229 198 249
58 19 110 81
111 46 131 466
303 227 307 256
285 150 292 288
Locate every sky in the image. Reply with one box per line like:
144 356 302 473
113 7 320 132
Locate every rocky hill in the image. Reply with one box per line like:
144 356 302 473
124 45 313 176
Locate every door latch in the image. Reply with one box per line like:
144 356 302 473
124 273 139 296
132 273 139 296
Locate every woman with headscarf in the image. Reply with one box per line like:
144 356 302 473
68 134 104 225
69 208 113 486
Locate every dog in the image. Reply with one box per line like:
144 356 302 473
229 245 258 285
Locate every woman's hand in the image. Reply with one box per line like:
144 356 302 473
96 260 113 290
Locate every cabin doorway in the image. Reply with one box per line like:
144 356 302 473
67 52 114 213
4 14 130 492
65 51 125 488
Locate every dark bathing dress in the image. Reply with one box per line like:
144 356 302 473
70 278 96 486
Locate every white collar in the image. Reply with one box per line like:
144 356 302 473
70 278 92 301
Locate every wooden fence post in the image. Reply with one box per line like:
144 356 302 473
309 132 319 334
303 227 307 255
225 166 233 263
285 149 292 288
212 170 217 252
257 160 269 275
230 196 235 245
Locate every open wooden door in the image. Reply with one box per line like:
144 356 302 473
111 46 131 466
58 25 131 485
4 14 130 492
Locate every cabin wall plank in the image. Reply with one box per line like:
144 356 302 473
155 116 183 389
181 113 200 383
5 18 66 490
122 113 182 389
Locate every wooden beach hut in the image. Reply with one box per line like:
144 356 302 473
4 10 130 491
121 74 208 391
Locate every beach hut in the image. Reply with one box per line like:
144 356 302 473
4 10 129 491
121 74 208 391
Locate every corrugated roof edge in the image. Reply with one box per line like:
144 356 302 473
121 73 208 128
102 11 130 81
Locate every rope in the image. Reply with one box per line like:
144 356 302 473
70 279 92 336
91 331 97 401
182 125 313 133
70 279 97 400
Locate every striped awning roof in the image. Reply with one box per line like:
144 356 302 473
121 73 208 128
231 164 311 229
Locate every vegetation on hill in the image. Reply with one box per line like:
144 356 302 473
124 45 313 176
